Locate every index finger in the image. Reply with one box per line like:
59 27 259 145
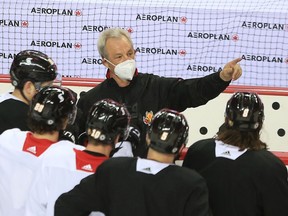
228 57 242 66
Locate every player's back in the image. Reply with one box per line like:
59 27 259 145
94 157 209 216
183 138 288 216
0 93 29 134
25 143 107 216
0 129 41 215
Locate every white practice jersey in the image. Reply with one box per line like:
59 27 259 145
25 141 133 216
0 128 75 216
25 143 94 216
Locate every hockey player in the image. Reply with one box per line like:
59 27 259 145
25 99 131 216
0 50 59 134
54 109 210 216
183 92 288 216
0 86 77 216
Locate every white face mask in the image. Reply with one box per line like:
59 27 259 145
105 59 136 81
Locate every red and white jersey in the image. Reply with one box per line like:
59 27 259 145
0 128 75 216
25 143 108 216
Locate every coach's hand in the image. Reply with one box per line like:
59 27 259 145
220 57 243 81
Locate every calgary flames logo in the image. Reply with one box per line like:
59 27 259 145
143 111 153 125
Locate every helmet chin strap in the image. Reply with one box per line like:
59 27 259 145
14 79 32 105
109 141 123 157
19 88 30 105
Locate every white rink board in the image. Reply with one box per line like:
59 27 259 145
1 82 287 152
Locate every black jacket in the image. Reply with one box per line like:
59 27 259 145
77 72 230 156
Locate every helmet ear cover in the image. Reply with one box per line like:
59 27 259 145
225 92 264 131
147 108 189 154
10 50 57 88
86 99 130 145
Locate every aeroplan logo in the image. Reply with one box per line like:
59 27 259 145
31 7 83 16
30 40 82 49
136 14 188 24
0 19 29 27
0 52 17 59
82 25 133 33
135 47 186 56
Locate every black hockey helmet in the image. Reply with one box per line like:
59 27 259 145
225 92 264 131
86 99 130 145
30 86 77 127
10 50 57 88
148 108 189 154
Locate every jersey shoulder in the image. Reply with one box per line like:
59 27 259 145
0 129 27 148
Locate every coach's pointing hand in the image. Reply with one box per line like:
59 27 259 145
220 57 243 82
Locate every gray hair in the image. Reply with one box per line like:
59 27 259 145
97 28 134 59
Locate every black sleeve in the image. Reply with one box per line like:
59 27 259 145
165 72 230 112
54 174 100 216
